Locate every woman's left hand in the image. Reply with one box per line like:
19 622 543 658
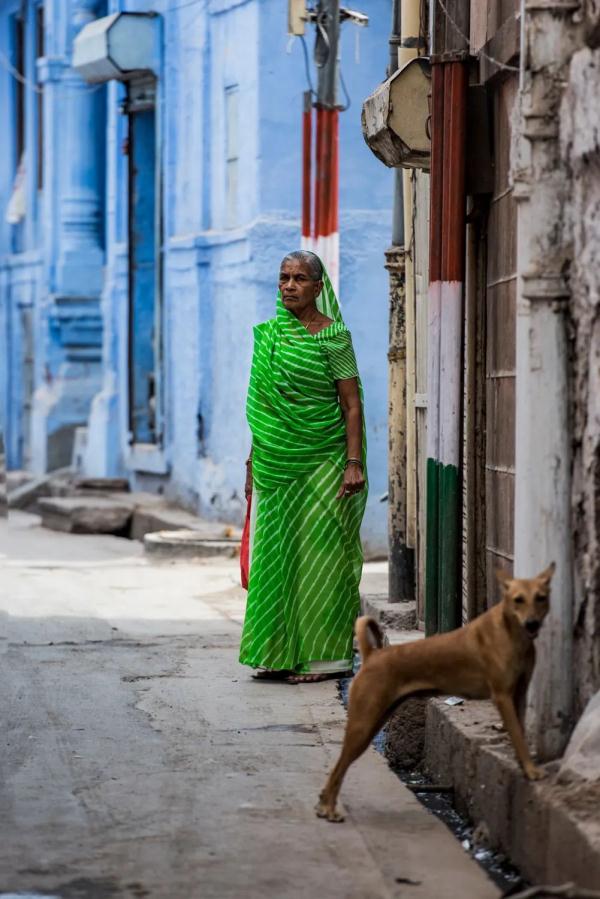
336 463 366 500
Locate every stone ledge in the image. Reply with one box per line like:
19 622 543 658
8 468 73 511
362 593 417 630
422 698 600 889
38 496 132 535
144 529 239 560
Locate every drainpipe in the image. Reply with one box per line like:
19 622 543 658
400 0 422 567
512 0 578 758
386 0 414 603
426 0 468 633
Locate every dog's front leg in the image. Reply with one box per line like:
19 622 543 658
514 649 535 731
513 673 530 732
492 691 544 781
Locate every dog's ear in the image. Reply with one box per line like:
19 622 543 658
536 561 556 586
495 567 511 589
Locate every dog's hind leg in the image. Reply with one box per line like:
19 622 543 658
316 713 385 823
317 676 395 823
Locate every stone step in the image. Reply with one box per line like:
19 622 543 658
8 467 74 511
6 469 34 493
127 499 241 543
144 529 240 560
75 477 130 493
38 496 132 535
361 593 417 630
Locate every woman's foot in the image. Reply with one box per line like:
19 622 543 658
251 668 294 681
286 671 352 684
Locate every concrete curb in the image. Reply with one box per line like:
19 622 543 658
365 590 600 890
422 698 600 889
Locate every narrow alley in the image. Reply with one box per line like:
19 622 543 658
0 511 498 899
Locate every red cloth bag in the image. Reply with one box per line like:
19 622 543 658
240 495 251 590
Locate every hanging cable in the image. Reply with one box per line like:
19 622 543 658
299 34 316 97
339 67 351 111
0 49 42 94
0 48 104 94
436 0 519 73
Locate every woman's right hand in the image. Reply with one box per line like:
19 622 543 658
245 463 253 499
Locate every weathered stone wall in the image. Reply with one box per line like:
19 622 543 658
560 43 600 717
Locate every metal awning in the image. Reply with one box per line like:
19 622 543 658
72 12 161 83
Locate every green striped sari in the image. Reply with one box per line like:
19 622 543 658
239 268 367 674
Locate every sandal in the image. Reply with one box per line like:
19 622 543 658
251 668 294 681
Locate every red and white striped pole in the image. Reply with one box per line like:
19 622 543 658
300 0 340 293
314 106 339 292
301 90 313 251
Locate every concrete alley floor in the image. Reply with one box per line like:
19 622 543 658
0 512 499 899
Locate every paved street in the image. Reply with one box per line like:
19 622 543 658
1 513 498 899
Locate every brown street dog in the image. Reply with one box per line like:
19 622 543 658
316 563 555 823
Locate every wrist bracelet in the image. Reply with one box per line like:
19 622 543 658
345 458 363 469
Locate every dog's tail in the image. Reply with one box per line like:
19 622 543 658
355 616 385 664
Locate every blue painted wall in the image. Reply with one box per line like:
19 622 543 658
1 0 392 555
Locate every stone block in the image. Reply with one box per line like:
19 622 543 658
131 501 241 543
143 529 240 560
38 496 132 535
361 594 417 630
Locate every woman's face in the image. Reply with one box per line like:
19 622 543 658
279 259 322 316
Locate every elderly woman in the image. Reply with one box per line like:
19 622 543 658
239 251 367 684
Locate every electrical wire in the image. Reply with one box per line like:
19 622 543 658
436 0 520 73
0 48 105 94
299 34 316 97
339 67 351 111
0 49 42 94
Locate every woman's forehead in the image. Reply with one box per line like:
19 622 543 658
280 258 311 275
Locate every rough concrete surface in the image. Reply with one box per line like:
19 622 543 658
0 513 498 899
561 45 600 717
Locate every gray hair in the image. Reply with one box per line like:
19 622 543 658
280 250 323 281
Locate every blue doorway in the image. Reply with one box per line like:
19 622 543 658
126 78 162 445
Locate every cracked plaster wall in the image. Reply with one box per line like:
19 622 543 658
560 43 600 716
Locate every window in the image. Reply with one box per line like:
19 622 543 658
225 85 239 228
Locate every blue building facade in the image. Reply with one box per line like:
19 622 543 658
0 0 392 554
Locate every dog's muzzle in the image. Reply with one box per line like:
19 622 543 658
525 620 541 637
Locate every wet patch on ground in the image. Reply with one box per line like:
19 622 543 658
1 879 149 899
236 723 317 734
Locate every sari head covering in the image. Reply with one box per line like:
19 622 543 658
240 256 367 674
247 259 365 494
